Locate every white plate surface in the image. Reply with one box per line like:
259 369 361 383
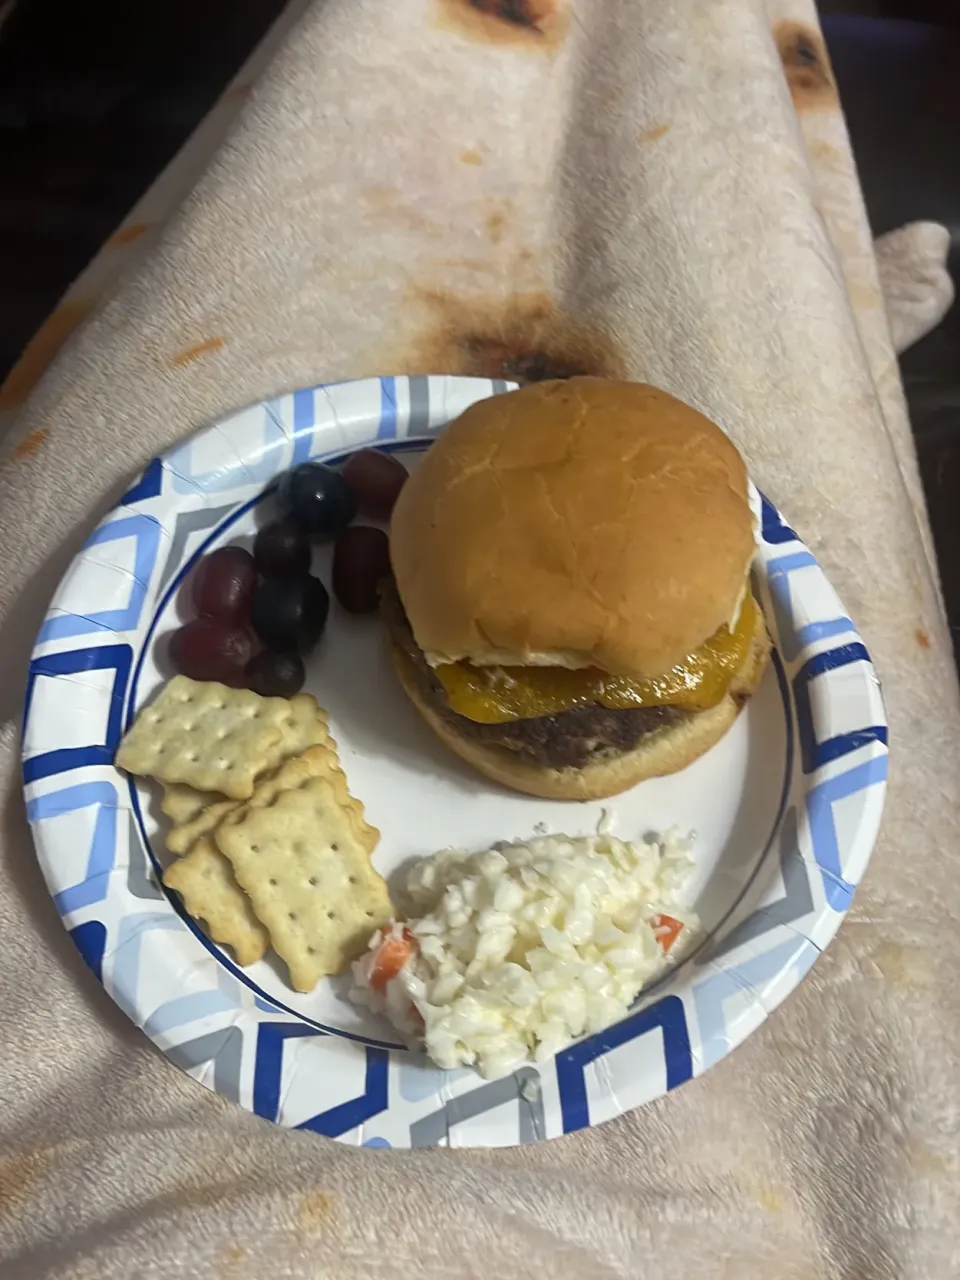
23 375 888 1148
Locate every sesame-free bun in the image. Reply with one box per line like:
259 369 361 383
390 378 756 678
388 602 771 801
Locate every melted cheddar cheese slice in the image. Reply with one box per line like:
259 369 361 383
435 595 758 724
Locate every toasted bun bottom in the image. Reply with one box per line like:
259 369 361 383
389 604 771 801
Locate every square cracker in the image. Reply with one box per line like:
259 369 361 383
277 692 333 758
218 744 379 853
163 835 269 967
216 752 390 990
166 797 237 857
161 739 367 973
161 783 222 827
162 751 345 948
116 676 310 800
163 695 335 855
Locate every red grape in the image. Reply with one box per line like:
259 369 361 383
342 449 408 521
246 650 306 697
332 525 390 614
169 618 254 685
192 546 257 621
254 519 311 579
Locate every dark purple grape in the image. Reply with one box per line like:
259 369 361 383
332 526 390 614
342 449 408 521
169 618 254 685
253 518 311 579
276 462 357 537
250 575 329 653
245 650 306 697
192 546 257 621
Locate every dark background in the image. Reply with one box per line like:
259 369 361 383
0 0 957 652
0 0 289 383
818 3 960 658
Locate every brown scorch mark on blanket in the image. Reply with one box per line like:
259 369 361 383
398 289 624 383
108 222 150 248
0 1147 53 1220
361 184 446 236
808 138 843 164
756 1185 784 1212
435 0 568 49
460 148 483 165
0 298 94 411
465 339 596 382
218 1242 247 1273
469 0 541 28
637 122 672 144
487 209 506 244
774 21 837 110
171 336 226 367
298 1189 340 1234
10 428 49 461
871 940 933 991
915 628 931 650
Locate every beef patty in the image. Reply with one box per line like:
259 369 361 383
381 580 686 771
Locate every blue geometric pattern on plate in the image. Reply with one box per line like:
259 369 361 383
555 994 693 1134
23 375 889 1149
37 514 162 642
23 643 132 782
806 754 888 910
26 781 120 915
793 643 887 774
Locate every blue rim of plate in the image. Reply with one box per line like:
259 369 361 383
22 375 889 1148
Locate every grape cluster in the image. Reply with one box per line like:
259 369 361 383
167 449 408 696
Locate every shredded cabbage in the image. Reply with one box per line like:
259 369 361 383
351 830 697 1080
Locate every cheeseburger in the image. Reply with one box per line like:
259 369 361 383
383 378 770 800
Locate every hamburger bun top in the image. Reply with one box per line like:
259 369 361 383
389 378 756 678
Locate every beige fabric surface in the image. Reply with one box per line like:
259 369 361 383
1 2 959 1277
875 221 956 356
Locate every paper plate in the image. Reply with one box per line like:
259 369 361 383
23 375 888 1148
